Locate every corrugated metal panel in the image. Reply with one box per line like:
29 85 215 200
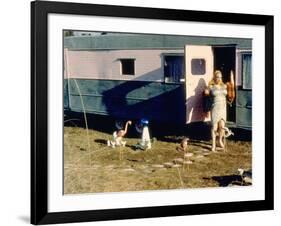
64 34 252 50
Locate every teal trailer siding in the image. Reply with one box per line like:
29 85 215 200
65 79 186 124
64 80 69 109
236 90 252 128
64 79 253 128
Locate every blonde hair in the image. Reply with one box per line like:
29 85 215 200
208 70 224 86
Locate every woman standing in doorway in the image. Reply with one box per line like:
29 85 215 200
204 70 235 152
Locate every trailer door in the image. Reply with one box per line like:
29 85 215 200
185 45 213 123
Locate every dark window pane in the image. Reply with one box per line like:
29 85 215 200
121 59 135 75
164 56 184 83
191 59 206 75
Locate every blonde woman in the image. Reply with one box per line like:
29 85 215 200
204 70 235 152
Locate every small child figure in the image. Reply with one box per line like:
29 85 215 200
176 137 189 153
107 120 132 148
140 119 151 150
134 118 153 150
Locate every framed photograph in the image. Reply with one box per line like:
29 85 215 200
31 0 274 224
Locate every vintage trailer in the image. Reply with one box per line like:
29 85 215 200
64 33 252 130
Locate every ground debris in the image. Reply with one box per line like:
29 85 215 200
163 162 174 168
151 164 165 168
173 158 184 164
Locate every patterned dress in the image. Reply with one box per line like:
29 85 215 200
210 84 227 127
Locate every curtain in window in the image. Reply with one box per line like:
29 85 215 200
242 54 252 89
164 56 184 82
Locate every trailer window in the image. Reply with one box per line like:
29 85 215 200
120 59 135 75
242 53 252 89
191 59 206 75
164 56 184 83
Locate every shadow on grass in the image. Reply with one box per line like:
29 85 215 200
64 111 252 142
94 139 108 145
212 175 242 186
203 175 251 187
188 140 211 149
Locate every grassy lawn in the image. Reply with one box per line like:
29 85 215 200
64 126 252 194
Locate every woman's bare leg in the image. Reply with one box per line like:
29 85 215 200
211 124 218 152
218 119 225 148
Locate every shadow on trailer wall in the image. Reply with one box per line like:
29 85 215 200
65 74 186 126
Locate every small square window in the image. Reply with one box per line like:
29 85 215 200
120 59 135 75
191 59 206 75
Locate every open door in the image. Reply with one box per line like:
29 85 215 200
213 46 236 123
185 45 213 124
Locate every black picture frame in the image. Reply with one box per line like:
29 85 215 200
31 0 274 224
